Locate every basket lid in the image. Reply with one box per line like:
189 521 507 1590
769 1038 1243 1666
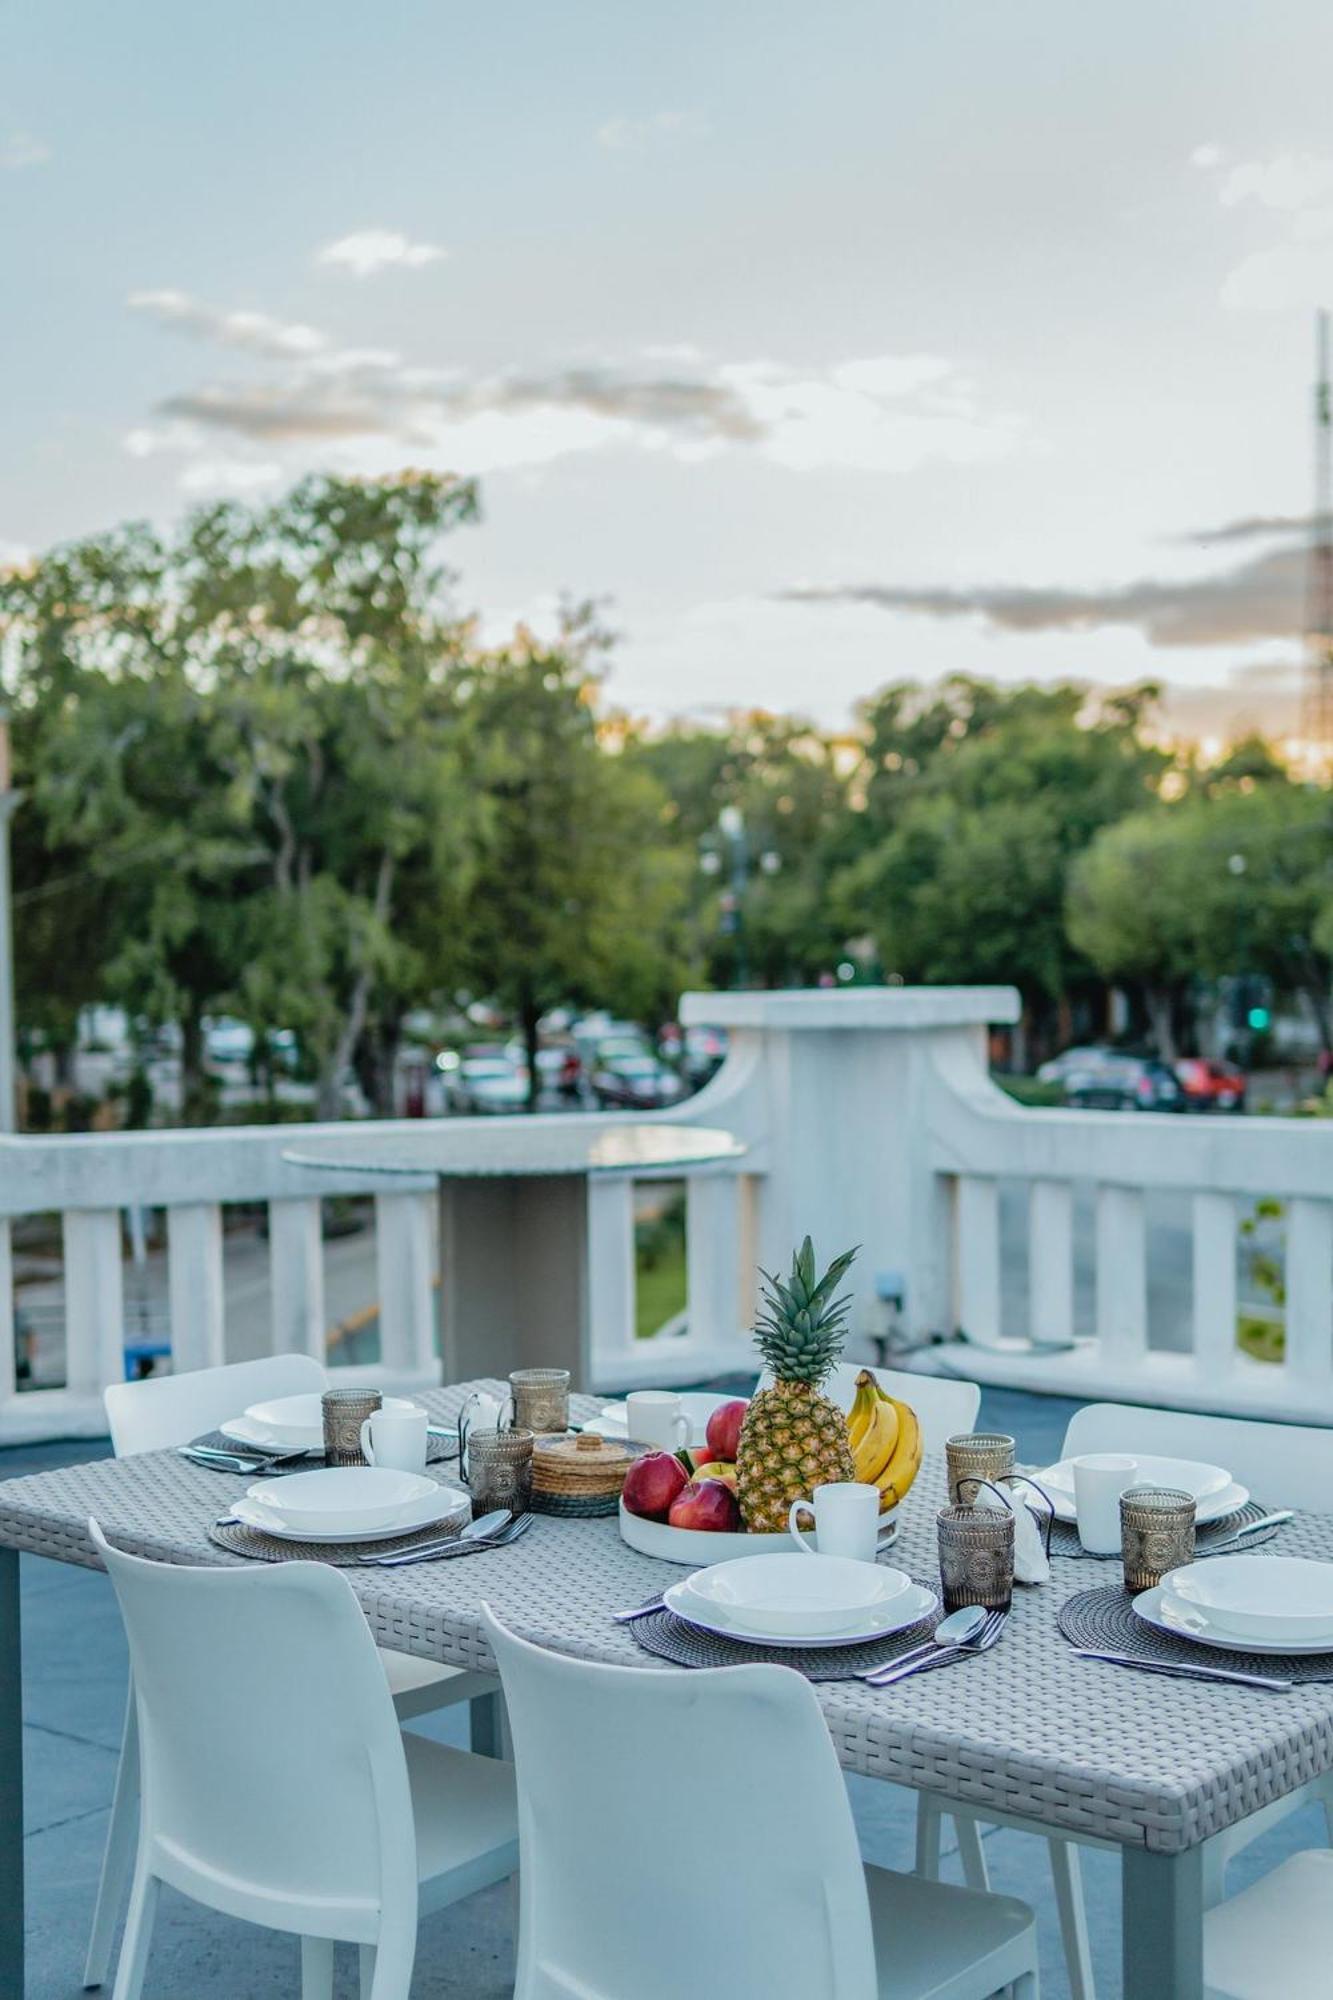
531 1430 637 1495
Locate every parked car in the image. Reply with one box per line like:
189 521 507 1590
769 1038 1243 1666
1174 1057 1247 1113
589 1054 688 1110
1036 1045 1108 1085
449 1053 530 1115
1062 1052 1186 1112
510 1038 583 1099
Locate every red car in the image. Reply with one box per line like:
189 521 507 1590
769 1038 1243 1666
1174 1057 1247 1113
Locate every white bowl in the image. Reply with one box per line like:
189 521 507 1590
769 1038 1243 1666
238 1392 417 1452
1040 1454 1231 1504
1163 1556 1333 1644
677 1553 910 1638
245 1467 438 1534
617 1497 899 1567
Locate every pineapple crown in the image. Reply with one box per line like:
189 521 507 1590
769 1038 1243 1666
753 1235 859 1386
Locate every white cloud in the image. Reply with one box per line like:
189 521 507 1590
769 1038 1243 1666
177 458 283 495
129 289 328 359
1196 147 1333 311
0 132 49 170
596 109 699 152
315 230 445 278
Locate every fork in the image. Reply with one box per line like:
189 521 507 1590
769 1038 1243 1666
863 1610 1008 1686
356 1514 533 1567
180 1445 311 1474
613 1597 666 1623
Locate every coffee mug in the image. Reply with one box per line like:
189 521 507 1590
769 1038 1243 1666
626 1391 690 1453
359 1404 428 1476
788 1481 884 1563
1072 1452 1138 1555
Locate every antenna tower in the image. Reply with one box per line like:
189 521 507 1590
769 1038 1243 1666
1302 309 1333 761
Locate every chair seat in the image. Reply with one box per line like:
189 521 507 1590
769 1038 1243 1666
1204 1849 1333 1999
406 1735 519 1902
866 1863 1036 2000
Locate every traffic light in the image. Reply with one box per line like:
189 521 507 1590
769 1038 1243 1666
1247 1005 1270 1032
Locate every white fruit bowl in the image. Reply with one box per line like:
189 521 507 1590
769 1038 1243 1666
617 1497 898 1567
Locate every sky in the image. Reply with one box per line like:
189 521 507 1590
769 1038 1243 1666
4 0 1333 746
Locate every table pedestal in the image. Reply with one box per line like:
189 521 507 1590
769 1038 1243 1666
440 1176 594 1385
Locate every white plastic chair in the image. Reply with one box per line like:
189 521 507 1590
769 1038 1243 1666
86 1356 493 1990
480 1602 1039 2000
1203 1848 1333 1998
90 1520 518 2000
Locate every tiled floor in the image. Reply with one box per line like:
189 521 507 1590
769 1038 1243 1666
6 1385 1323 1996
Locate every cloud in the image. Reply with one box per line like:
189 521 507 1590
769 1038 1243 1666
1194 147 1333 311
315 230 445 277
780 545 1306 648
596 109 699 151
129 289 327 359
0 131 49 170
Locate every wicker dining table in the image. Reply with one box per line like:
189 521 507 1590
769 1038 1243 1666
4 1378 1333 1999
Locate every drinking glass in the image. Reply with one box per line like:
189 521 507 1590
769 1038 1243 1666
937 1503 1015 1613
945 1432 1016 1506
509 1368 571 1436
321 1388 381 1467
1121 1486 1196 1593
467 1427 535 1517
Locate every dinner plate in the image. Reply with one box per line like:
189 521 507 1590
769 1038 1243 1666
1133 1585 1333 1658
222 1392 417 1452
1042 1474 1249 1528
231 1483 468 1546
1163 1556 1333 1645
677 1554 914 1638
587 1392 744 1448
662 1576 937 1649
246 1466 440 1534
1038 1455 1232 1507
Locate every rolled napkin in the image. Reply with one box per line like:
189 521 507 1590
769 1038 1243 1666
972 1477 1052 1585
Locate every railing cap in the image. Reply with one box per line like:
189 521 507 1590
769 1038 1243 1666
679 985 1022 1030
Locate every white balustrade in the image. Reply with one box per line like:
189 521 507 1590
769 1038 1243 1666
1 985 1331 1441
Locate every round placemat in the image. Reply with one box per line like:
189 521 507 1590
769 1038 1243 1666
626 1586 939 1683
1049 1499 1276 1562
208 1492 471 1566
1058 1585 1333 1683
188 1427 459 1471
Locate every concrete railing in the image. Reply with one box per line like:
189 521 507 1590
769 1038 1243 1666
3 986 1331 1442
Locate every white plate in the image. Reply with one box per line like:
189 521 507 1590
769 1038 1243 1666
1133 1585 1333 1658
246 1467 441 1534
231 1483 468 1546
1037 1455 1232 1508
617 1497 898 1567
678 1554 913 1638
223 1393 418 1453
1163 1556 1333 1645
587 1392 744 1449
1040 1474 1249 1529
663 1576 937 1649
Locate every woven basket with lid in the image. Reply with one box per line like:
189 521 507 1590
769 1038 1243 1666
530 1432 638 1517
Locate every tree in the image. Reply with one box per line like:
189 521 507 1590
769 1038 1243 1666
456 617 691 1102
1067 809 1198 1058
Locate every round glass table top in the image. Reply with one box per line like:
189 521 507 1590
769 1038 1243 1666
281 1120 744 1180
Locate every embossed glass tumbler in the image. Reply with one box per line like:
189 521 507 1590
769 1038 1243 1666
321 1388 382 1467
467 1426 535 1517
937 1503 1015 1615
945 1432 1016 1507
1120 1485 1195 1594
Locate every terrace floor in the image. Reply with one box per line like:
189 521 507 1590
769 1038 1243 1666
8 1384 1324 1998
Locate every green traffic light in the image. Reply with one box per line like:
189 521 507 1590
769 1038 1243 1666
1247 1006 1270 1031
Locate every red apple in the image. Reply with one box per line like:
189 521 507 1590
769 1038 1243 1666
622 1451 688 1521
705 1399 748 1465
668 1477 742 1533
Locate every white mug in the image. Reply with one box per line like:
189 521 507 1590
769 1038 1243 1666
359 1404 429 1476
1072 1453 1138 1555
788 1481 884 1563
626 1391 690 1454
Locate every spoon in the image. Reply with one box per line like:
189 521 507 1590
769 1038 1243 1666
857 1602 987 1681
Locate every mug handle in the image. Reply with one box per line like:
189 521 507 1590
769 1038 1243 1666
672 1414 691 1449
359 1417 377 1466
787 1497 818 1553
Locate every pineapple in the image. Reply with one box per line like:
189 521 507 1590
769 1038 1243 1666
735 1236 858 1532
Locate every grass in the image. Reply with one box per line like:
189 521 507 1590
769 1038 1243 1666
994 1074 1066 1108
636 1239 687 1337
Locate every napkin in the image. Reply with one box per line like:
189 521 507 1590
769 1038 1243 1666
973 1478 1051 1586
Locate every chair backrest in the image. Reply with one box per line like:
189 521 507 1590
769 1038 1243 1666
104 1354 326 1457
1061 1403 1333 1512
757 1362 980 1454
89 1519 415 1935
481 1605 878 2000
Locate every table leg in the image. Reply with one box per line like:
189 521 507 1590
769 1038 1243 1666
1123 1844 1203 2000
469 1690 506 1759
0 1547 23 2000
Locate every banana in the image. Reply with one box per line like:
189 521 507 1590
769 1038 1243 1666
845 1374 877 1453
873 1397 922 1513
851 1388 899 1483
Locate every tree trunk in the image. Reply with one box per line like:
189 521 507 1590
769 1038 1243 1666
521 993 541 1112
1143 984 1177 1063
180 1009 211 1124
316 851 396 1121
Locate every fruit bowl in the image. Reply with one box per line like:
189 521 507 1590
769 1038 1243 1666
617 1497 898 1567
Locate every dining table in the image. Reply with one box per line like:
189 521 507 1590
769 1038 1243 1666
4 1378 1333 2000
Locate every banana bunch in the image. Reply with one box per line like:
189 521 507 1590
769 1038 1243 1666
847 1369 922 1513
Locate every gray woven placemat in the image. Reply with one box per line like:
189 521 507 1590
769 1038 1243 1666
187 1427 460 1470
207 1490 470 1567
1048 1499 1277 1562
1058 1585 1333 1684
626 1584 939 1683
